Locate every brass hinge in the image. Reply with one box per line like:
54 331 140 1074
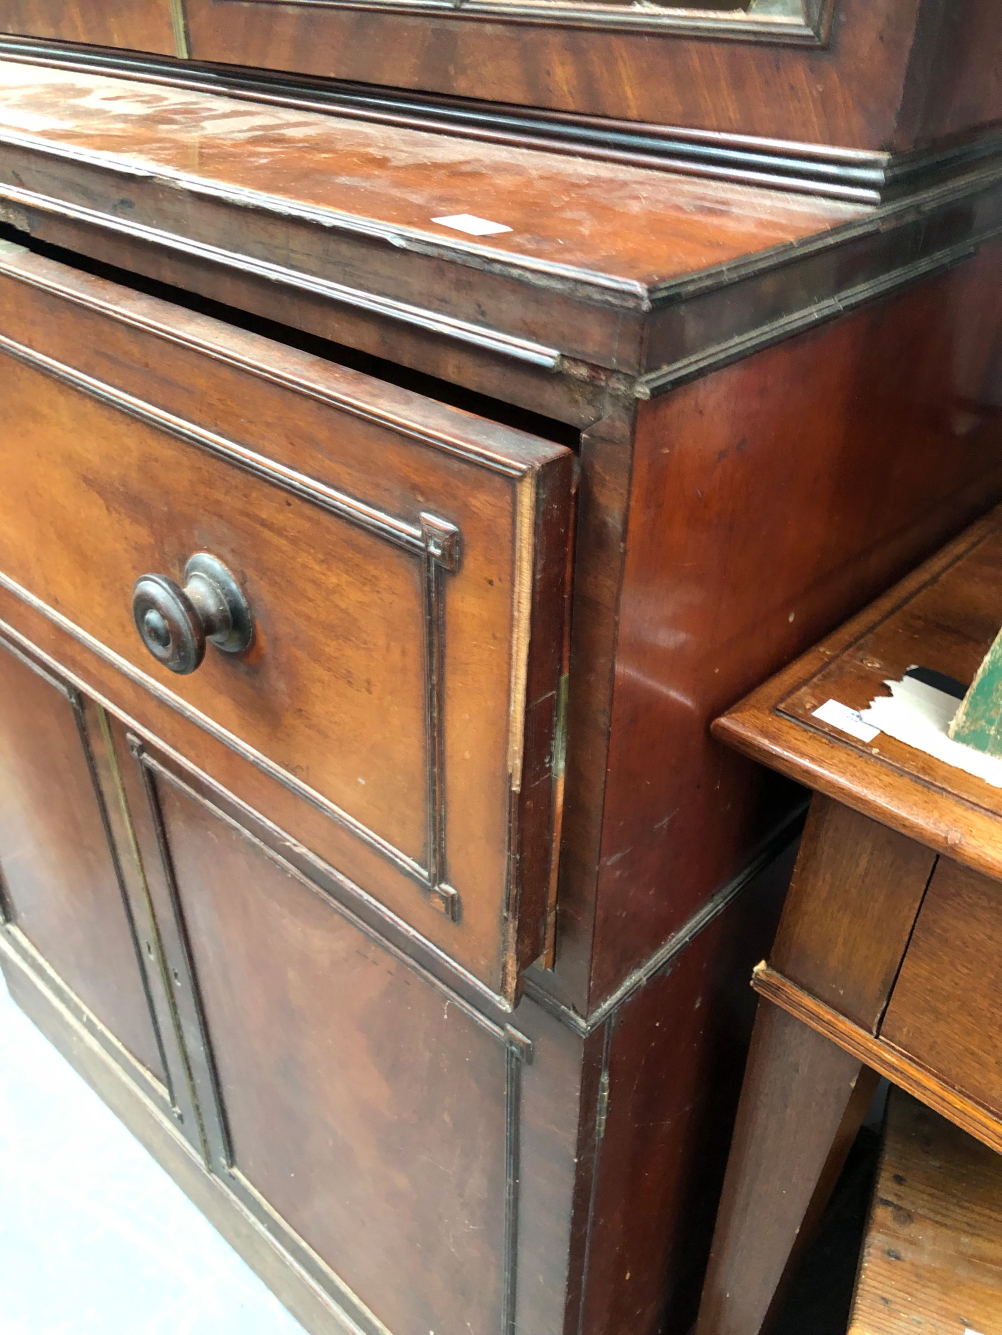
552 672 569 779
169 0 190 59
595 1069 610 1142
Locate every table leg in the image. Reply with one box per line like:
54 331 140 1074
695 1001 878 1335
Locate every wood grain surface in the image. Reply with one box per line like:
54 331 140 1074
0 60 860 290
188 0 999 151
696 1002 877 1335
0 0 177 56
1 56 1000 419
753 967 1002 1159
849 1089 1002 1335
1 24 1001 1335
585 240 1002 1003
143 763 517 1335
578 841 794 1335
881 858 1002 1121
769 798 936 1032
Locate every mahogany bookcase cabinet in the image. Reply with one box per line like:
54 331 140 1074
0 7 1000 1335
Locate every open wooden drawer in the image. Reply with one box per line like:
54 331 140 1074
0 239 573 1002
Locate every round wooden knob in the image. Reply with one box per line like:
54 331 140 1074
132 554 253 675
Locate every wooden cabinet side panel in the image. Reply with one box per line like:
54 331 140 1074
589 242 1002 1004
578 843 794 1335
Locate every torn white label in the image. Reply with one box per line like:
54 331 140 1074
812 699 881 743
860 674 1002 788
431 213 512 237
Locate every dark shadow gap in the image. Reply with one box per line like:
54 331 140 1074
0 219 579 449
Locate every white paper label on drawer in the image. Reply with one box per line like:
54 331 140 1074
431 213 513 236
812 698 881 743
859 672 1002 789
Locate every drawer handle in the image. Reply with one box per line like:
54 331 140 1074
132 553 253 675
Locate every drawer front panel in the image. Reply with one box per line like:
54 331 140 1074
0 243 572 999
5 355 430 865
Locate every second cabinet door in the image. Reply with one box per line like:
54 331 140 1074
116 727 533 1335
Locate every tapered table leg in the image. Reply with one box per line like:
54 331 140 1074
696 1001 878 1335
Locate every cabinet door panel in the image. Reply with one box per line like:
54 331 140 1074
0 636 165 1082
127 740 529 1335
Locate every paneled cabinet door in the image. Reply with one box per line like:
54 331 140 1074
0 636 199 1139
117 725 534 1335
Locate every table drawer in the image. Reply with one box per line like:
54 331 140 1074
880 857 1002 1120
0 239 572 1001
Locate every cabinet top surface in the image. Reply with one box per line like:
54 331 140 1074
715 507 1002 883
0 60 864 294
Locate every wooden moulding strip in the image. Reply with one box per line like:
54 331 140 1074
752 964 1002 1157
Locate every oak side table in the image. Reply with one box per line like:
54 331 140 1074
695 506 1002 1335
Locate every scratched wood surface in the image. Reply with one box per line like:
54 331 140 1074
0 61 862 290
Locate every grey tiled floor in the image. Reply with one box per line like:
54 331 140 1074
0 971 308 1335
